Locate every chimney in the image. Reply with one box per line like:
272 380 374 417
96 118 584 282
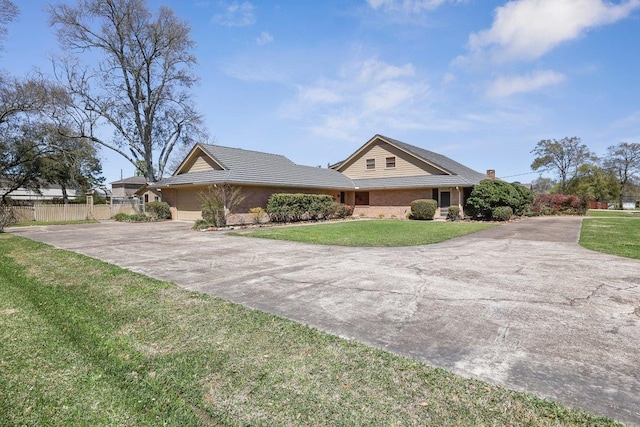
486 169 496 180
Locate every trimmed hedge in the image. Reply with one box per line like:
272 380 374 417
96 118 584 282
410 199 437 220
491 206 513 222
113 213 151 222
267 193 336 223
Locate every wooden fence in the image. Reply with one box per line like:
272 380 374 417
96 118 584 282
10 201 141 223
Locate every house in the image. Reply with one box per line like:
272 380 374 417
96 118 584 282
151 134 489 221
110 176 161 203
0 183 79 202
152 144 355 220
330 134 488 218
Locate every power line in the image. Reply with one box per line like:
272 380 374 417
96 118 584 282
497 170 542 180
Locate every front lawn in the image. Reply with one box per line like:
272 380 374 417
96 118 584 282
231 220 496 246
587 209 640 217
0 234 617 426
580 217 640 259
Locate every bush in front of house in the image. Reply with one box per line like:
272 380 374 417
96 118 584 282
307 194 336 220
510 182 535 215
447 205 460 221
530 194 588 215
199 184 246 228
249 207 267 224
465 179 533 220
267 193 336 223
410 199 438 220
146 201 171 220
491 206 513 222
333 203 354 219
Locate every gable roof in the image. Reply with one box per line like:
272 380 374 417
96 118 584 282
153 144 355 190
110 176 147 186
332 134 487 185
153 136 487 191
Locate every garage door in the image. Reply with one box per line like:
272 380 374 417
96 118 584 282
176 188 204 220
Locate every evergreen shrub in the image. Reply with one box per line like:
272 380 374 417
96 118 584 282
410 199 437 220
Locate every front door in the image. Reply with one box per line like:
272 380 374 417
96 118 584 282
440 191 451 207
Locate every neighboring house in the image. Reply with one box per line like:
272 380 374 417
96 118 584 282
151 134 490 221
110 176 161 203
0 184 79 202
110 176 147 198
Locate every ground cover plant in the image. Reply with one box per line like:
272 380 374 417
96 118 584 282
0 234 618 426
233 220 497 246
580 216 640 259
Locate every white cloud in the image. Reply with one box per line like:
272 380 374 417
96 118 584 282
486 70 566 98
256 31 274 46
467 0 640 63
352 59 415 84
281 58 432 139
212 2 256 27
299 86 343 104
442 72 456 85
367 0 464 13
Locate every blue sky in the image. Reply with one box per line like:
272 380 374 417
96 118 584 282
4 0 640 185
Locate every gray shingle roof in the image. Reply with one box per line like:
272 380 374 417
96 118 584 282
153 138 487 191
154 144 355 190
110 176 147 186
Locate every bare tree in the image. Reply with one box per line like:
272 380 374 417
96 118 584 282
0 0 18 51
531 137 596 193
603 142 640 206
49 0 205 182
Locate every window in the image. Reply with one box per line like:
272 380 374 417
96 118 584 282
366 158 375 170
385 156 396 168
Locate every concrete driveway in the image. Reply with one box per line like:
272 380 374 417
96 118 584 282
9 217 640 425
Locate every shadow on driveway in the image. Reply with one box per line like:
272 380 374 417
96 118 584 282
9 217 640 425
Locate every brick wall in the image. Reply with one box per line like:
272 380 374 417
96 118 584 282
160 188 178 219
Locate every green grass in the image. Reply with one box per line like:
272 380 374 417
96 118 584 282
231 220 497 246
11 219 99 227
580 217 640 259
587 209 640 217
0 234 619 426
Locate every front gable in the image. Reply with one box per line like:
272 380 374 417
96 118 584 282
174 145 225 175
335 135 450 179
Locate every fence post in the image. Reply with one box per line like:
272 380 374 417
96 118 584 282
86 193 94 219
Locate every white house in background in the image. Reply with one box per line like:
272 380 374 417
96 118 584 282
1 184 79 201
